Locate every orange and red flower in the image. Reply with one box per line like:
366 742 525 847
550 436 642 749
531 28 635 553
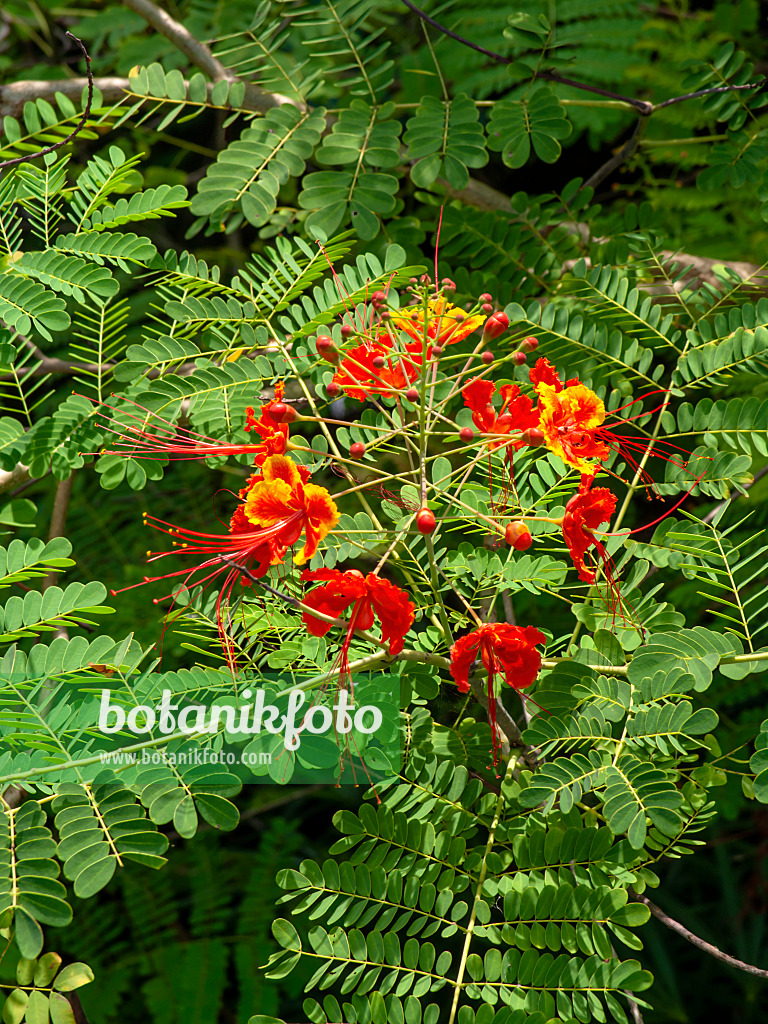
391 296 486 347
530 358 610 475
463 378 539 450
118 455 339 665
300 568 415 654
450 622 546 766
561 476 617 583
332 339 426 401
238 455 339 567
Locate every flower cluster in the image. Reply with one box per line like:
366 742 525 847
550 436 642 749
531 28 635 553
98 267 694 772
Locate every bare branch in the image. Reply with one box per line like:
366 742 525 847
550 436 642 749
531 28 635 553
633 892 768 979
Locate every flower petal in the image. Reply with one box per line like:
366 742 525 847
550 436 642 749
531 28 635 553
368 575 415 654
449 631 481 692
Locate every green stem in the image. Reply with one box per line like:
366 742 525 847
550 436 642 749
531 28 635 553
447 753 516 1024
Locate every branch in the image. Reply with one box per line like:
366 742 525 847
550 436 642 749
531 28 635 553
632 892 768 979
122 0 231 82
0 33 93 171
0 77 128 119
121 0 297 111
0 463 31 495
0 75 293 119
583 117 649 192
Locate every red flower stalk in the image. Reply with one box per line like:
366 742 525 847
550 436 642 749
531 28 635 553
462 378 538 450
92 386 293 467
115 455 339 666
332 338 426 401
243 382 291 463
450 623 546 766
301 569 415 655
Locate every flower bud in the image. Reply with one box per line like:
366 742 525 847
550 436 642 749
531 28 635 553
326 381 341 398
405 388 419 402
269 402 296 424
340 324 354 338
481 351 494 365
416 507 436 534
432 344 444 357
505 521 532 551
481 302 494 314
459 426 475 442
521 336 539 352
479 292 492 302
482 312 510 341
371 290 387 306
372 355 386 369
350 442 366 459
441 278 456 292
512 351 527 366
316 334 339 364
521 427 545 447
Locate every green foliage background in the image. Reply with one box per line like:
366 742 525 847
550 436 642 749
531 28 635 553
0 1 768 1022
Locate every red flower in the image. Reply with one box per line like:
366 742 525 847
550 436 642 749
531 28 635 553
332 339 426 401
301 569 415 655
450 622 546 767
450 623 546 692
529 356 581 393
561 477 617 583
462 378 539 450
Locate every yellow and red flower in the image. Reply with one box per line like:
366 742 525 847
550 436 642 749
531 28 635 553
561 476 617 583
450 622 546 765
332 339 426 401
463 378 539 450
529 358 610 475
300 568 415 654
391 296 486 347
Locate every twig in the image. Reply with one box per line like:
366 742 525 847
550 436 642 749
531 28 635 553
656 79 767 110
583 117 649 191
0 33 93 171
632 892 768 979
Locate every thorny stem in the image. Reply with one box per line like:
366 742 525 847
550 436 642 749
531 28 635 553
0 33 93 171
